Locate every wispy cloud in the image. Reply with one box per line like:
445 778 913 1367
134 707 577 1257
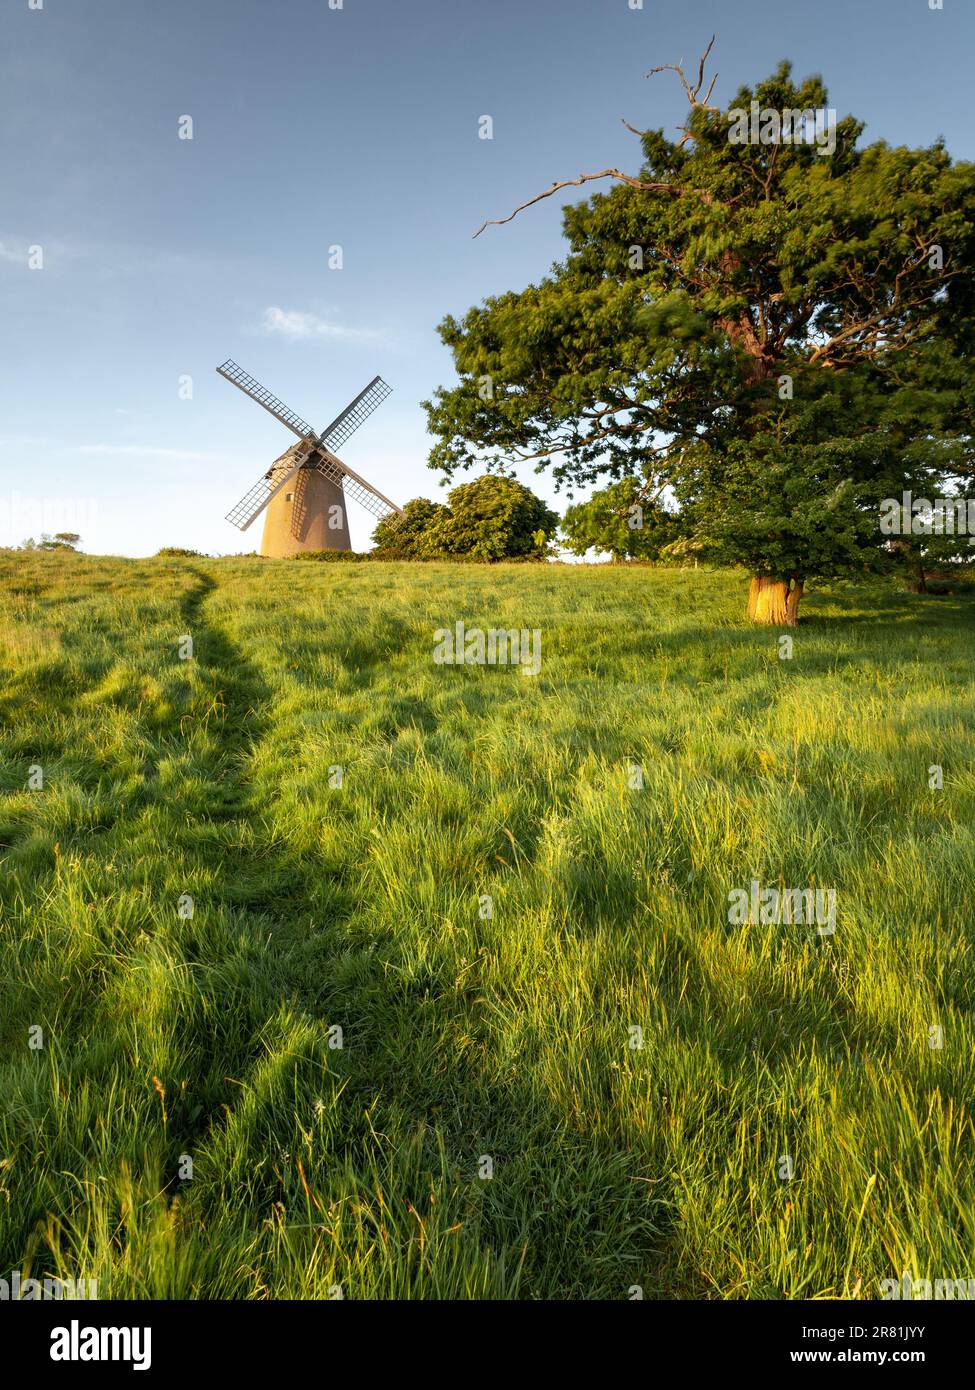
0 235 84 270
261 305 382 343
2 439 248 465
0 434 57 448
0 233 208 279
78 445 227 462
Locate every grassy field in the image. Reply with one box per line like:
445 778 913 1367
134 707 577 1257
1 551 973 1300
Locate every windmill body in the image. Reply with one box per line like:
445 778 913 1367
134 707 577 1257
218 360 401 556
259 445 351 556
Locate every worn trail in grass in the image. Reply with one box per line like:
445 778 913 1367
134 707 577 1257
1 553 973 1298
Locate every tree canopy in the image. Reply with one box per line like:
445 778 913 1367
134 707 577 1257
424 43 975 621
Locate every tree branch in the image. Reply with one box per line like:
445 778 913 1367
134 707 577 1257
473 37 722 236
647 35 718 111
473 169 690 238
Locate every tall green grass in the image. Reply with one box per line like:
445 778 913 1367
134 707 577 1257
1 551 973 1298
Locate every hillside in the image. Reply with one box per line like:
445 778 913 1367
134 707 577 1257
1 553 973 1298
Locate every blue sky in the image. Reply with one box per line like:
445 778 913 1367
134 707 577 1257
2 0 972 554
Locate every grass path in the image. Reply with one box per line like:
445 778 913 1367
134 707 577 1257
1 553 974 1298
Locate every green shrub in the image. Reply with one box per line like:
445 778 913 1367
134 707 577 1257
373 476 557 561
291 550 367 562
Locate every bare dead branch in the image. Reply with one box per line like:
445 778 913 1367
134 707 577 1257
474 37 722 236
648 34 718 112
472 169 689 238
694 35 717 101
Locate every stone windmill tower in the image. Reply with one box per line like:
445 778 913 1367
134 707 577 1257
218 359 401 556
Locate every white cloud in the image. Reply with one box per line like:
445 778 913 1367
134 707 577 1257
0 235 84 269
77 445 226 461
261 305 382 343
2 440 252 465
0 434 56 448
0 233 209 279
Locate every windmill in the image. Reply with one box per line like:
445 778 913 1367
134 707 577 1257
217 359 402 557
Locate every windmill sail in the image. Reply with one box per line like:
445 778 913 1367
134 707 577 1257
311 448 400 520
319 376 392 452
225 451 309 531
217 360 316 440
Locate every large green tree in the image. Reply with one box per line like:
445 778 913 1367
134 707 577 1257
424 41 975 623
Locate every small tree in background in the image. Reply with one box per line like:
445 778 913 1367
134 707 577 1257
429 475 558 559
372 498 450 558
561 476 683 560
372 475 557 560
20 533 82 552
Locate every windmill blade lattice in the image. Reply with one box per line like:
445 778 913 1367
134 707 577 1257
319 376 392 452
225 453 309 531
311 451 399 521
217 360 316 440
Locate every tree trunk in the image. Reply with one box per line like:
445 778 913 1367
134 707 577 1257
747 576 803 626
893 540 927 593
